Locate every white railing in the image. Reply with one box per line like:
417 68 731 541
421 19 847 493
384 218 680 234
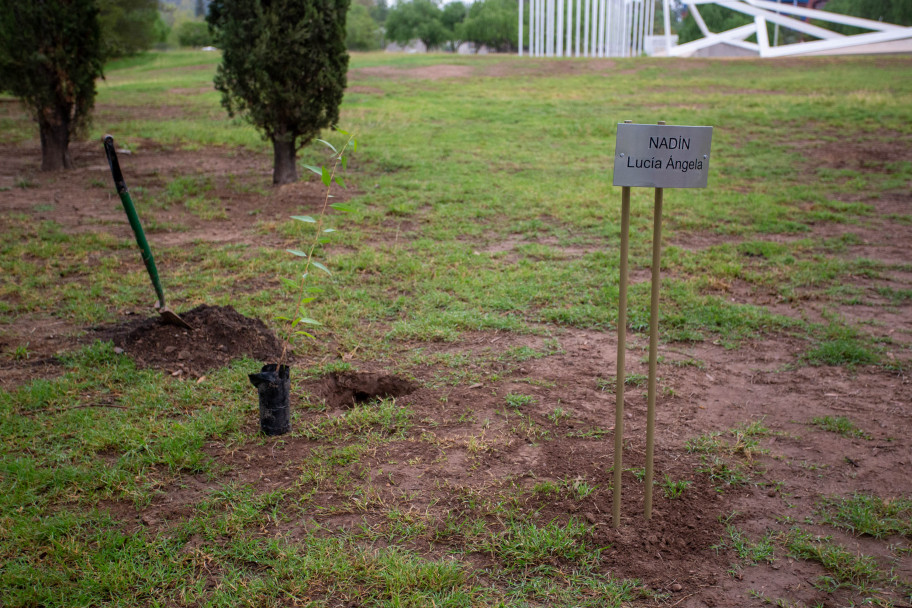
519 0 912 58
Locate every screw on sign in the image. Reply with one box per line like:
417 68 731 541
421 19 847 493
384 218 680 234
611 121 713 527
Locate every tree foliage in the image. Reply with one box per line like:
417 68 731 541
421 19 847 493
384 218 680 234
823 0 912 34
382 0 523 52
176 20 213 46
441 1 467 33
97 0 166 57
459 0 517 52
385 0 451 49
677 4 751 44
0 0 104 170
347 2 383 50
368 0 388 24
207 0 350 185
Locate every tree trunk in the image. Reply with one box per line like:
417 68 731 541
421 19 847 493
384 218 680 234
39 109 72 172
272 135 298 185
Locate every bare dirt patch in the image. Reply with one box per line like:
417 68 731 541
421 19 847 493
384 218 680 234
482 57 619 78
804 133 912 173
0 315 80 390
0 136 338 248
353 64 475 81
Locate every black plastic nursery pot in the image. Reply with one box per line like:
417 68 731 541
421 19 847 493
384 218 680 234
248 364 291 436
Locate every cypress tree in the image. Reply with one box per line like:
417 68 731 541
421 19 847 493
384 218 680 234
0 0 103 171
207 0 350 185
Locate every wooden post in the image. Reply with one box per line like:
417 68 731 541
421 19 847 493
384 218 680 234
613 119 633 528
613 187 631 527
644 120 665 520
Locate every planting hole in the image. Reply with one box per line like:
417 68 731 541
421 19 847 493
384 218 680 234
315 372 416 408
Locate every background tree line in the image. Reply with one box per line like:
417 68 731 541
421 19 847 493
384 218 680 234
348 0 520 52
76 0 529 54
5 0 909 174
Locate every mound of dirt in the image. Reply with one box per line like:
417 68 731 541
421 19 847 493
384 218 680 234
106 305 285 376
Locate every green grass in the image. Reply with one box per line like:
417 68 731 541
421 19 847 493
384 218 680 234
686 419 771 459
150 174 228 219
811 416 872 440
784 528 882 592
686 421 774 491
876 286 912 305
504 392 536 409
298 397 413 440
713 524 776 566
533 477 597 500
3 50 912 606
3 48 899 358
818 494 912 539
481 518 594 568
803 323 880 368
661 474 692 499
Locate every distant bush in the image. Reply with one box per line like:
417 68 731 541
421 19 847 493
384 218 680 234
347 3 383 50
177 20 213 47
97 0 165 57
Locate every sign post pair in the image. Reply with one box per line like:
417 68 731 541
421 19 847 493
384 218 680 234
611 121 713 527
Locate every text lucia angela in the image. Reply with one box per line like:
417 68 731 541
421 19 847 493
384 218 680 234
625 135 707 174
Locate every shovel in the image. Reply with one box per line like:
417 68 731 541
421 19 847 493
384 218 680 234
103 135 192 331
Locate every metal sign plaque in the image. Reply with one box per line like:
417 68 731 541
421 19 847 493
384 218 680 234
613 123 714 188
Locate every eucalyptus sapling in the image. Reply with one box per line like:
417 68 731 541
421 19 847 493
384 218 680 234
277 130 357 364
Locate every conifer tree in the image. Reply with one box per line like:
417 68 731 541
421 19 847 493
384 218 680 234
207 0 350 184
0 0 103 171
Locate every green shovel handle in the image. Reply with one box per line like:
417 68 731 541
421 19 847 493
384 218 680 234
103 135 167 309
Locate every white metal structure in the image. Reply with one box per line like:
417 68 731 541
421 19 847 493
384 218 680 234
519 0 659 57
664 0 912 58
519 0 912 58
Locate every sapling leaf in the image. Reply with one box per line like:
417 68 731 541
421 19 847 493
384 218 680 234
336 128 349 136
316 139 337 153
280 130 355 349
312 261 332 275
352 138 358 153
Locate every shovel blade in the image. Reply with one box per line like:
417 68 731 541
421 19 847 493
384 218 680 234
157 306 193 331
